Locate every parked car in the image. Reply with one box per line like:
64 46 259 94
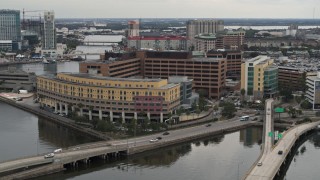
44 153 55 159
278 150 283 155
205 124 212 127
257 162 262 166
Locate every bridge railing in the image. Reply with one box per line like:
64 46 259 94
270 121 320 179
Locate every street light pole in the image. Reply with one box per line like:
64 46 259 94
36 137 39 155
237 161 243 180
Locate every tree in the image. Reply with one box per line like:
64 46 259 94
141 116 150 132
300 100 312 109
191 101 197 111
77 103 84 116
240 89 246 101
196 108 201 117
287 106 297 118
127 118 137 135
96 120 115 132
221 102 237 119
297 72 307 92
250 52 259 58
198 97 207 111
279 88 293 102
186 109 191 116
177 106 184 116
213 105 219 112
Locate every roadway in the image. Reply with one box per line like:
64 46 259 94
0 116 255 176
263 99 274 155
245 99 320 180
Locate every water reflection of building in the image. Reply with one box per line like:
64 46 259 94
309 131 320 148
43 63 57 73
130 144 192 167
38 117 97 148
240 128 262 147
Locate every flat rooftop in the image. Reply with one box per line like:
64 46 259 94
60 73 163 83
40 73 179 90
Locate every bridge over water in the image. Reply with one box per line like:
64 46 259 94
244 99 320 180
0 118 254 179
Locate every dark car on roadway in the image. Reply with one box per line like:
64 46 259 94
163 132 170 135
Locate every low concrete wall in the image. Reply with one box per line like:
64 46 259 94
3 164 64 180
128 123 252 155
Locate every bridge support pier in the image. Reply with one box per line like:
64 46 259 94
65 103 68 115
147 112 150 120
59 103 63 114
122 112 125 123
134 112 137 120
55 103 58 112
99 109 103 120
89 110 92 121
160 112 163 123
110 111 113 122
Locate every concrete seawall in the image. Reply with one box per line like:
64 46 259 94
0 61 42 67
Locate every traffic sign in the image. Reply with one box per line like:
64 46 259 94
275 131 279 140
275 107 284 113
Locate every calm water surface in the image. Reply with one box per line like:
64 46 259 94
35 128 263 180
0 102 98 162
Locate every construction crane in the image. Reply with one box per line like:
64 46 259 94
22 9 44 30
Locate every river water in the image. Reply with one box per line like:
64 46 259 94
0 101 98 162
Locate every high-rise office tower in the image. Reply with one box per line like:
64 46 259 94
187 19 224 40
43 11 55 49
0 9 21 50
128 20 139 37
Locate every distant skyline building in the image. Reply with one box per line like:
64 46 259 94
0 9 21 50
43 11 56 50
194 34 224 52
187 19 224 45
127 36 187 51
128 20 139 37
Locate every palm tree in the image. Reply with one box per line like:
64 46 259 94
89 106 94 121
287 106 297 118
77 103 84 116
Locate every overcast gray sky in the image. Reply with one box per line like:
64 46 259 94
2 0 320 18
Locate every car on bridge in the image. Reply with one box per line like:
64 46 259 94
149 139 158 143
44 153 55 159
163 131 170 135
54 148 62 153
